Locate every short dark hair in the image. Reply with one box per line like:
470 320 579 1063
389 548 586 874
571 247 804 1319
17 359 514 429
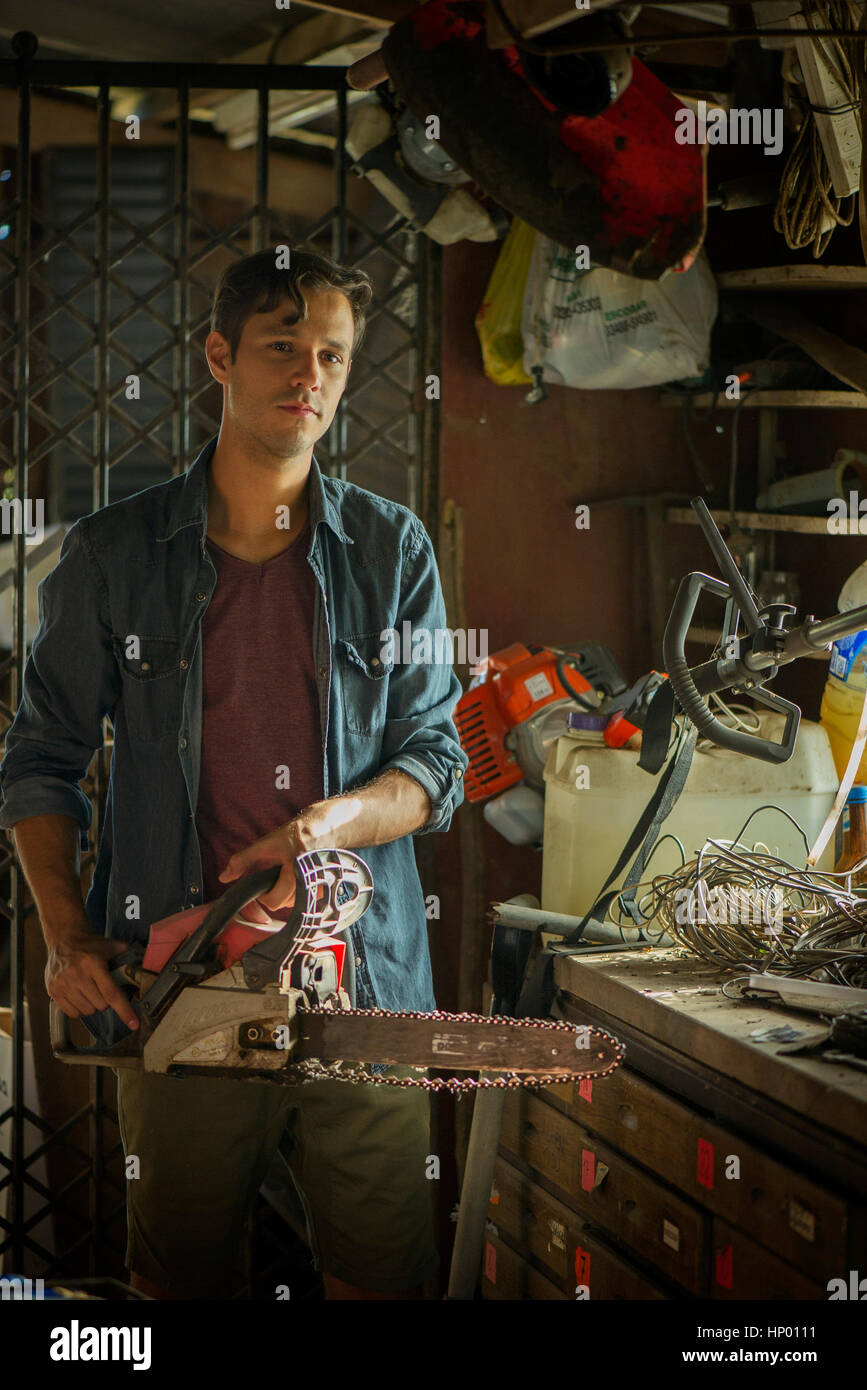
210 247 374 362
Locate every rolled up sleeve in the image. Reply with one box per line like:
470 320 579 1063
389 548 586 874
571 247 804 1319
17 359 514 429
0 518 120 851
378 520 468 836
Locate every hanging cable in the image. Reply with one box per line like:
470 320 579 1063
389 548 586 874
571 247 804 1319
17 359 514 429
774 0 862 257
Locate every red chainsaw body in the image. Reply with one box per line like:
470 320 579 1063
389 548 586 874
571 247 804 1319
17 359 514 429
143 900 346 982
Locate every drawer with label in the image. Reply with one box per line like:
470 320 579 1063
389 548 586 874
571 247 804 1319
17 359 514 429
483 1177 668 1300
563 1066 849 1281
500 1089 705 1292
489 1154 674 1298
710 1219 826 1300
480 1232 569 1301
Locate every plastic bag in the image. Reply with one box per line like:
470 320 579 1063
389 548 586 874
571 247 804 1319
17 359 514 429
521 235 717 390
475 217 535 386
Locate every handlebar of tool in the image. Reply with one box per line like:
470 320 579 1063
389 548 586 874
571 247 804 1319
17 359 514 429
661 498 867 764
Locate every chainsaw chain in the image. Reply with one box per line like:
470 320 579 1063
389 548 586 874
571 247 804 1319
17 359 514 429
293 1003 625 1092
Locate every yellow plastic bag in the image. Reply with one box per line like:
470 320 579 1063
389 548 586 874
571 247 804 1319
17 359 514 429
475 217 535 385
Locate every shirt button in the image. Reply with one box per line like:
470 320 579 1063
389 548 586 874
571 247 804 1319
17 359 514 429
180 736 187 749
141 661 150 671
370 656 380 666
318 665 327 678
180 659 188 670
196 592 206 602
190 886 199 896
454 767 463 779
354 955 361 966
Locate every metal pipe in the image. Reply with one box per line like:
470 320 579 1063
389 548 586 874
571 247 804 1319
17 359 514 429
254 86 269 251
691 497 761 633
799 603 867 650
0 60 350 88
446 1080 507 1300
490 900 659 944
90 81 112 1274
10 30 34 1277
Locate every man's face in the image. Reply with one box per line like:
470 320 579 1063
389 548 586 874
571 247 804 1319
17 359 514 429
207 287 355 459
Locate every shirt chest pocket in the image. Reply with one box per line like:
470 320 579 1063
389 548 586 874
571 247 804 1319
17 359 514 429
112 633 182 742
336 632 394 737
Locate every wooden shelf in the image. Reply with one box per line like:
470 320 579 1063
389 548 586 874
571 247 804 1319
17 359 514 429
661 389 867 409
716 266 867 292
666 506 865 534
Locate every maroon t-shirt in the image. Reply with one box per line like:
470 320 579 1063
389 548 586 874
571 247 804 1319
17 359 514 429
195 521 323 924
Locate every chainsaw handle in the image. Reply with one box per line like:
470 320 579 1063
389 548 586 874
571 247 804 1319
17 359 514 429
555 643 627 708
49 948 144 1062
555 653 597 710
663 571 800 764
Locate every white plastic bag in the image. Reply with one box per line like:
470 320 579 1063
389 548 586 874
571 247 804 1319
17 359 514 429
521 236 718 390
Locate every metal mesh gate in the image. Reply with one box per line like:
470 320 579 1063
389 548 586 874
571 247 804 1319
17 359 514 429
0 34 441 1293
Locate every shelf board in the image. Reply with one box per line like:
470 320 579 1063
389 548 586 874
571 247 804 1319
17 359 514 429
661 389 867 409
666 506 866 535
716 266 867 292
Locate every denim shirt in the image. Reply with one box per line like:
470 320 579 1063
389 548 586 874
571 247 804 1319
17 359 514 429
0 435 468 1026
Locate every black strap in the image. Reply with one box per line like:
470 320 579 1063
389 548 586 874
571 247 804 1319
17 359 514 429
514 717 699 1019
637 679 676 775
611 718 698 926
596 672 671 775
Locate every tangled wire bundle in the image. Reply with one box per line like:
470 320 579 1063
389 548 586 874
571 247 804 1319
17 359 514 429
643 837 867 989
774 0 863 256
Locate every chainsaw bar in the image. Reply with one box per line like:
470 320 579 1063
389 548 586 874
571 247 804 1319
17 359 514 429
294 1004 625 1091
52 852 626 1093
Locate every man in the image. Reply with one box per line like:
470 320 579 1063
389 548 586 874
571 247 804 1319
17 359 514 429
0 246 468 1300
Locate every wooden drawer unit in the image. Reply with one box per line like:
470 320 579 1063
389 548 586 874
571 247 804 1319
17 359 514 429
500 1089 705 1292
481 1232 569 1301
487 1155 669 1299
564 1065 849 1283
710 1220 826 1300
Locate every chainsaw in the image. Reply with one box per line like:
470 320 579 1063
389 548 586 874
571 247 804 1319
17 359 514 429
50 849 624 1092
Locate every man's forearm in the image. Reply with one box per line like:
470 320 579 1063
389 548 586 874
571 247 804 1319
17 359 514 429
296 769 431 853
12 814 92 944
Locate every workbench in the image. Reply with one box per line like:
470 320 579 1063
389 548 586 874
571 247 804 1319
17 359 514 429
481 947 867 1300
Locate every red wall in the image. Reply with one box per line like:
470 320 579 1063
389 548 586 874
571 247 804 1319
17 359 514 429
431 238 739 990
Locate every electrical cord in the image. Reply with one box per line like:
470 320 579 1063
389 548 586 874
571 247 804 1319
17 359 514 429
635 802 867 986
681 394 717 498
728 385 754 523
773 0 862 257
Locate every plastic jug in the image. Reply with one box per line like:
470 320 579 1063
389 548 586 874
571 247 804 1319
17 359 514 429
820 559 867 782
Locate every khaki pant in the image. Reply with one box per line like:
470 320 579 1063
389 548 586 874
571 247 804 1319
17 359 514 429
115 1066 438 1298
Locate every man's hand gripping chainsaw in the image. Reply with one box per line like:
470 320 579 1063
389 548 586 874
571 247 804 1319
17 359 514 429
50 849 624 1092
